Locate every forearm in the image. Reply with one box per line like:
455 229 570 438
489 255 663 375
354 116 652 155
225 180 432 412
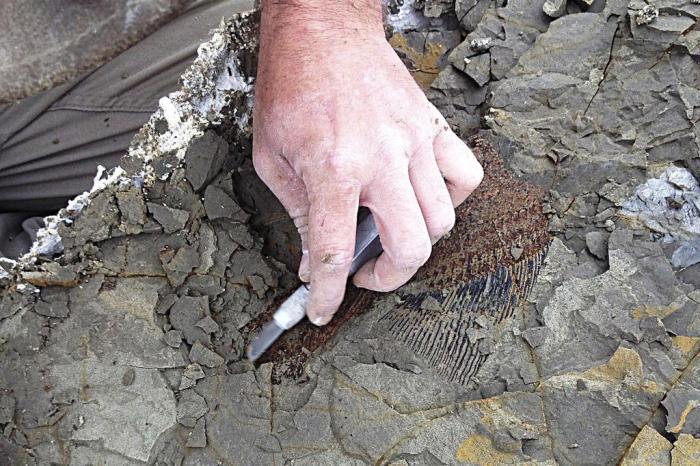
260 0 384 43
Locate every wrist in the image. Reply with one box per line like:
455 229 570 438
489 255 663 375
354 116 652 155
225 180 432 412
260 0 384 42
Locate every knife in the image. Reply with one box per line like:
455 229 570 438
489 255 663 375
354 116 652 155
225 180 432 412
246 212 383 362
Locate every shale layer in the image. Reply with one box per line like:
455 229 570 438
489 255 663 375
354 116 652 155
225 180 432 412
1 1 700 464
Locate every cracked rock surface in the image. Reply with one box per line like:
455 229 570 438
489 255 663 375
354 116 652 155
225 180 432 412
2 1 700 465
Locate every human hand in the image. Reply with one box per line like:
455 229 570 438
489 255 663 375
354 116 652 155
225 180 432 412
252 0 483 325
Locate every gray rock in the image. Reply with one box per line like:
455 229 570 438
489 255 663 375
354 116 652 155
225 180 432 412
179 363 205 390
164 329 183 348
521 326 550 348
203 370 281 465
169 296 210 345
0 394 15 424
203 185 248 222
509 13 617 81
672 239 700 268
176 389 208 428
662 388 700 436
116 187 147 234
621 167 700 242
662 301 700 337
184 131 228 192
147 202 189 234
121 368 136 386
196 315 220 334
543 0 567 17
186 417 207 448
423 0 454 17
189 341 224 368
34 287 70 318
183 363 205 381
460 53 491 86
52 358 177 462
161 245 200 287
455 0 491 31
585 231 609 260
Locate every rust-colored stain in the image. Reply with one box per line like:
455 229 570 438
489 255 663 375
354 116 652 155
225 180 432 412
456 434 517 464
243 136 550 383
389 32 445 90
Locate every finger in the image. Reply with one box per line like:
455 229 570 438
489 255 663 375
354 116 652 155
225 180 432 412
409 145 455 244
433 130 484 206
252 147 310 280
353 168 431 292
305 174 361 326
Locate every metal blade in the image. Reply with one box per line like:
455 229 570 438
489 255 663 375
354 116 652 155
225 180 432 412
246 320 285 362
246 211 383 362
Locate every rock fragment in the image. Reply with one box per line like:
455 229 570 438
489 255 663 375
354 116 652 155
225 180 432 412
196 315 219 334
671 434 700 465
21 263 79 287
634 4 659 26
52 359 177 462
455 0 491 31
620 425 672 465
419 294 442 312
203 185 249 222
176 389 208 427
179 363 206 390
0 394 15 424
186 417 207 448
672 239 700 269
461 53 491 86
34 287 70 318
663 388 700 435
164 329 183 348
189 341 224 368
423 0 454 17
184 131 228 192
521 327 550 348
160 245 199 287
116 187 147 234
543 0 567 18
169 296 211 345
585 231 608 260
121 368 136 386
147 202 188 233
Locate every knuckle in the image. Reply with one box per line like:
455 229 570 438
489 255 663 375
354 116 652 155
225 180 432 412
411 137 434 161
314 248 354 269
375 133 410 161
320 150 358 177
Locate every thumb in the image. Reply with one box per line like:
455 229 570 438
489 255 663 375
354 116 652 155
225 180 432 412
252 147 310 280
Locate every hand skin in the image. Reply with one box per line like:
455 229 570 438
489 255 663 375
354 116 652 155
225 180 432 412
253 0 484 325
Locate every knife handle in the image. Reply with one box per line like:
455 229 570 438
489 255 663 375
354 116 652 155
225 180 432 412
272 213 382 329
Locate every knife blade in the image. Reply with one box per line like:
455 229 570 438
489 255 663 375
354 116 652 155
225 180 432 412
246 212 382 362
